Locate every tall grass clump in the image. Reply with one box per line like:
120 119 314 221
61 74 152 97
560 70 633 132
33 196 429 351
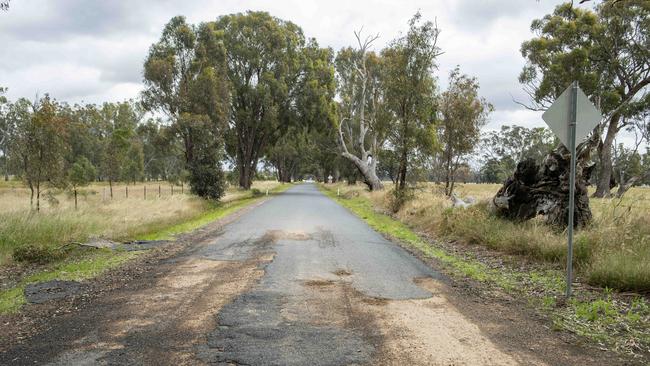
581 199 650 292
0 211 102 264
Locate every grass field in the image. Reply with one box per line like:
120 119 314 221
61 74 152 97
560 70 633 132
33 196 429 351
327 182 650 292
0 180 284 266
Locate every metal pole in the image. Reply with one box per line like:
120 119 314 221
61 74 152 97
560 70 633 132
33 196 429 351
566 81 578 298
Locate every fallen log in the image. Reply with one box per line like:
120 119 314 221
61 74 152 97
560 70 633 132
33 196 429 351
492 142 595 228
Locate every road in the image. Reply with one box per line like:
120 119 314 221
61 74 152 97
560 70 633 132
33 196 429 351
0 184 625 365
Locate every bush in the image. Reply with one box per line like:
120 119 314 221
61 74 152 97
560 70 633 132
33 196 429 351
388 187 414 213
251 188 263 197
188 162 226 200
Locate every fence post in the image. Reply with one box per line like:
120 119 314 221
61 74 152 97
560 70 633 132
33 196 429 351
171 185 174 196
144 185 147 200
181 183 183 194
126 186 128 198
159 184 161 198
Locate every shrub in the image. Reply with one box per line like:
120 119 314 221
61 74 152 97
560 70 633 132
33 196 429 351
388 187 414 213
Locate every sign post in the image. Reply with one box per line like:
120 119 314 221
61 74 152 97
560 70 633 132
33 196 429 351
542 81 601 298
566 82 578 298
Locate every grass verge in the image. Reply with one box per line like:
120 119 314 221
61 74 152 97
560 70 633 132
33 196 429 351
0 250 139 314
319 184 650 359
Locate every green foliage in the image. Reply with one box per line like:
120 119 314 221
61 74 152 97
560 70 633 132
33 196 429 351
143 16 229 199
479 125 556 183
438 67 493 195
381 12 441 191
520 1 650 196
68 157 96 188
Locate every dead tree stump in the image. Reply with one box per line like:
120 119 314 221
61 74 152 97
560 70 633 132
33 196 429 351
492 144 593 228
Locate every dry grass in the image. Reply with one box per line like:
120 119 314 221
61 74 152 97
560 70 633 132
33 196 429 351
329 181 650 292
0 180 282 265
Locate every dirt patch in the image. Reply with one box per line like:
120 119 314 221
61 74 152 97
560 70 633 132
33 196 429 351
304 279 335 287
24 280 82 304
333 269 353 276
390 241 635 365
361 297 388 306
265 229 312 241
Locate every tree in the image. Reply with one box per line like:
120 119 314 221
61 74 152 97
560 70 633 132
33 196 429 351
438 67 492 196
519 1 650 197
215 12 306 189
68 157 96 209
0 87 10 181
11 95 69 211
100 102 140 198
382 12 441 191
143 16 229 199
335 34 386 191
480 125 556 181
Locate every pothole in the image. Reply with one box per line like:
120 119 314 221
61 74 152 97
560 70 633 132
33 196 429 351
333 269 353 277
24 280 82 304
303 279 336 287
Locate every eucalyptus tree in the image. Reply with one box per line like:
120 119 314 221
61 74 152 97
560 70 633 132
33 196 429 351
439 67 493 196
480 125 556 180
335 35 385 191
10 95 69 210
519 1 650 197
381 12 442 191
214 11 308 189
0 87 10 180
143 16 230 199
68 157 96 209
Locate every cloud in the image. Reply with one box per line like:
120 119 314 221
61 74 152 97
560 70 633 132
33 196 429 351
0 0 575 128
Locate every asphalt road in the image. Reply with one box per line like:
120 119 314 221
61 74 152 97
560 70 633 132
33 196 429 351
0 184 628 365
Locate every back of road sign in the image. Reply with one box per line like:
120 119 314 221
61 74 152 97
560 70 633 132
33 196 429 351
542 86 602 148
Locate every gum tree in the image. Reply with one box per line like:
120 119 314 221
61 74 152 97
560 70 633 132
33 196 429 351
519 1 650 197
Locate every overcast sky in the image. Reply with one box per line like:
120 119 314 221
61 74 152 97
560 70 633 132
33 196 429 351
0 0 608 134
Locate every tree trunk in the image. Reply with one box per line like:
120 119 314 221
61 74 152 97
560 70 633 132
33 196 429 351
74 188 78 210
492 145 593 228
616 176 640 198
340 153 383 191
109 180 113 199
239 165 253 190
593 115 619 198
36 183 40 212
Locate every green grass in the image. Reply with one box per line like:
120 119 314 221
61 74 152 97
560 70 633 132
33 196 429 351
0 250 139 314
